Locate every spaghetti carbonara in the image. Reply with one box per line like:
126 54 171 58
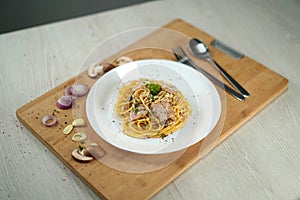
115 79 192 139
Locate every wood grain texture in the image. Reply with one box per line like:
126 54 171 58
1 0 300 200
15 19 288 200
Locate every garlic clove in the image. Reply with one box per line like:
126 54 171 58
63 124 73 135
72 118 86 127
72 132 87 142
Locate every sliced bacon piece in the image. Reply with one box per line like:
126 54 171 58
150 101 175 124
130 106 148 121
161 101 175 121
150 103 167 124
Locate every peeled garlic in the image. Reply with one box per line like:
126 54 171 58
63 124 73 135
72 118 85 127
72 132 87 142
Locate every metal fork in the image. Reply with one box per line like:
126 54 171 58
172 46 245 101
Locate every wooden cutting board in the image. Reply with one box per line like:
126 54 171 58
16 19 288 200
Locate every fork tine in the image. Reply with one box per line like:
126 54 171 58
172 48 180 60
178 46 188 56
173 46 190 63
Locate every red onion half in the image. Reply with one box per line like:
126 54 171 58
64 86 78 99
72 84 89 97
57 95 73 109
42 115 57 127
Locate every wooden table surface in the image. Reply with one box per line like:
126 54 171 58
1 0 299 199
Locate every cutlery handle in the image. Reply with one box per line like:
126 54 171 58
185 60 245 101
209 59 250 97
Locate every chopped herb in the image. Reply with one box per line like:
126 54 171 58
147 83 161 95
134 108 139 114
78 145 84 151
157 131 166 138
133 99 138 108
150 95 155 101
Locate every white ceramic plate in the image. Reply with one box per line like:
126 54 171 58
86 59 221 154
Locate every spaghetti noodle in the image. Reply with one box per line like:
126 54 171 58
115 79 192 138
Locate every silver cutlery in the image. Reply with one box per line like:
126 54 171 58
172 46 245 101
189 38 250 97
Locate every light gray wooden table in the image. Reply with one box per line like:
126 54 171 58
1 0 300 199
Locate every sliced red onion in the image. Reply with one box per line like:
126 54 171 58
57 95 73 109
64 86 78 99
72 84 89 97
42 115 57 127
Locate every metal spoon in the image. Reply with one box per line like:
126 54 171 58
189 38 250 97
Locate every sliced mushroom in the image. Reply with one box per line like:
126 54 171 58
86 143 105 159
103 63 116 73
94 65 104 74
116 56 133 65
87 63 104 78
71 149 94 162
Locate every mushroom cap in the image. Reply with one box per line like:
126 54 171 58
116 56 133 65
86 143 105 159
71 149 94 162
88 63 104 78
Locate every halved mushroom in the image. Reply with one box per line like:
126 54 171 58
86 143 105 159
116 56 133 65
87 63 104 78
71 149 94 162
103 63 116 73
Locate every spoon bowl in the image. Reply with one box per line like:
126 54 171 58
189 38 250 98
189 38 211 59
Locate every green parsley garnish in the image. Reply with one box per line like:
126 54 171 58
133 99 138 108
148 83 161 95
78 145 84 151
134 107 139 114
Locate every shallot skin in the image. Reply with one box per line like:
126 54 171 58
42 115 57 127
57 95 73 109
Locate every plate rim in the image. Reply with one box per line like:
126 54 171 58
86 59 221 154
